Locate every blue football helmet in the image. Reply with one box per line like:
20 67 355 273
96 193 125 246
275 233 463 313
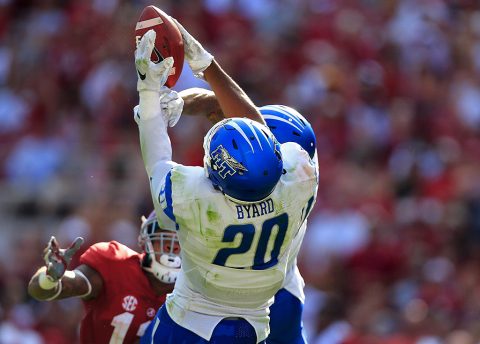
203 118 283 203
259 105 316 159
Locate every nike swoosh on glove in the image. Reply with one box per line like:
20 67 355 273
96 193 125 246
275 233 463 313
172 18 213 78
135 29 174 92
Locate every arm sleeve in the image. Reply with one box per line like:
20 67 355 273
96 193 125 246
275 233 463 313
136 92 176 217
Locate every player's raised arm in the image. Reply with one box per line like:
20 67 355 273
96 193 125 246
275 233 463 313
134 30 184 188
173 19 264 125
28 236 102 301
179 88 225 123
203 60 263 123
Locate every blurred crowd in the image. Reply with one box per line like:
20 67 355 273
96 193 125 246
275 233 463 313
1 0 480 343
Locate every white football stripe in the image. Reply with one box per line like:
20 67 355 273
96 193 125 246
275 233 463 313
245 120 263 150
227 121 255 153
262 114 303 131
136 17 164 30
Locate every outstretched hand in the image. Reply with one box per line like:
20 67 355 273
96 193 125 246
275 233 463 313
43 236 84 281
135 30 174 92
172 18 213 78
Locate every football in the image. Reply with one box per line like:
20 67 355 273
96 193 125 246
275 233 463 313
135 6 184 88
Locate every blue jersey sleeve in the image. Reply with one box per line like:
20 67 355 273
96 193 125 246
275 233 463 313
156 170 179 230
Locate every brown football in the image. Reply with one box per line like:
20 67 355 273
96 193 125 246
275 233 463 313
135 6 184 88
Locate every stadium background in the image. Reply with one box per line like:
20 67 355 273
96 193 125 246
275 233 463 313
1 0 480 343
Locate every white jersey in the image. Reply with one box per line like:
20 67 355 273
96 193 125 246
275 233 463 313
282 224 307 303
158 143 316 341
280 151 318 303
136 108 317 342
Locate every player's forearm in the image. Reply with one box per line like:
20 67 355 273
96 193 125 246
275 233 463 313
203 60 265 124
137 103 177 210
179 88 225 124
137 91 175 178
138 114 176 198
28 267 91 301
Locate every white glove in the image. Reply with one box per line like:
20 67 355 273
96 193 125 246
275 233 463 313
159 87 184 127
133 87 184 127
135 30 174 92
172 18 213 78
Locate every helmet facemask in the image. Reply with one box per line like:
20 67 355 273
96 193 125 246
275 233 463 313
138 214 181 284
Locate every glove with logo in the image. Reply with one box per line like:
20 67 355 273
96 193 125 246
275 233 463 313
135 29 174 93
43 236 84 282
133 86 184 127
172 18 213 78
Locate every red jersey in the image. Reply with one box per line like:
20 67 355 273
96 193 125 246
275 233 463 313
79 241 166 344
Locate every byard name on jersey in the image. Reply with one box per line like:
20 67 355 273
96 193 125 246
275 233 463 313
236 198 274 219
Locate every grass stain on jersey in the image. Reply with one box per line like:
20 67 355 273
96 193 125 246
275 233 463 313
206 205 220 223
204 227 217 238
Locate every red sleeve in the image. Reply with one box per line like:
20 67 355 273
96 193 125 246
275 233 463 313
79 241 138 284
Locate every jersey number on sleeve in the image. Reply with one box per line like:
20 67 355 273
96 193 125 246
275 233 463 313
110 312 150 344
213 213 288 270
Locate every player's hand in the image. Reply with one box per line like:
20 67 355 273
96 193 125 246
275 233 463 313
43 236 84 282
172 18 213 78
159 87 184 127
133 87 183 127
135 29 174 92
